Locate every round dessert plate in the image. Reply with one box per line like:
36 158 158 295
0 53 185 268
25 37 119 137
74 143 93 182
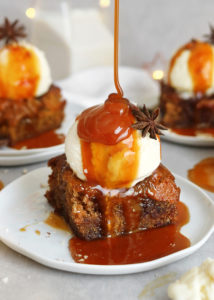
0 168 214 275
0 91 84 157
162 130 214 147
0 149 63 166
57 66 160 109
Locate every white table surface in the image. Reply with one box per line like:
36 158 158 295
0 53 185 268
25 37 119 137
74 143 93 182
0 140 213 300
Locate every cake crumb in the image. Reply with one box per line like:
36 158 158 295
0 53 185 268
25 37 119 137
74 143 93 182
1 277 9 284
22 169 28 174
40 183 48 189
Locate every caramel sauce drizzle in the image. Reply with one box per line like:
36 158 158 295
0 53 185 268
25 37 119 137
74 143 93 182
171 128 214 137
12 130 65 150
45 212 72 233
80 119 139 189
114 0 123 97
0 44 40 100
69 202 190 265
0 180 4 191
168 41 213 94
188 157 214 192
76 0 140 189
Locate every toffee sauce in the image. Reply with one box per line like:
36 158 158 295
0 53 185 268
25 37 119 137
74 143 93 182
69 202 190 265
77 95 139 189
12 130 65 149
76 0 142 189
171 128 214 137
48 0 190 266
0 180 4 191
168 41 213 94
0 44 40 100
188 157 214 192
45 212 72 233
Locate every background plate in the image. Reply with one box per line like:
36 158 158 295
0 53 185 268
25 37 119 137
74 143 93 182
0 92 84 157
162 130 214 147
0 167 214 275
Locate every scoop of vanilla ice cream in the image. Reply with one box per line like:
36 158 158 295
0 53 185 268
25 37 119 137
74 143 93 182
65 120 161 187
22 42 52 97
0 41 51 97
168 45 214 97
168 258 214 300
169 50 193 93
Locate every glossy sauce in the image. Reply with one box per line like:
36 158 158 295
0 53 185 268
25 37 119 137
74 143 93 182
168 41 213 93
171 128 214 137
78 94 139 188
12 130 65 149
45 212 72 233
69 202 190 265
0 44 40 100
114 0 123 97
75 0 139 189
0 180 4 191
188 157 214 192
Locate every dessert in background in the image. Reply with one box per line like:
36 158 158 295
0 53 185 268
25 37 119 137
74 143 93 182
0 18 65 147
46 98 180 241
160 26 214 134
168 258 214 300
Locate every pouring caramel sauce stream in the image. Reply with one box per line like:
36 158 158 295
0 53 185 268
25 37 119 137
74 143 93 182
77 0 139 189
41 0 191 265
114 0 123 97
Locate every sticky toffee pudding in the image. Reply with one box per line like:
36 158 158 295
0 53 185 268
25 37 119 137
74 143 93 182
45 0 190 264
160 31 214 135
0 18 65 147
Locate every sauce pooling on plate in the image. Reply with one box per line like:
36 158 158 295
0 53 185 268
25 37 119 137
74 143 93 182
12 130 64 149
69 202 190 265
45 212 72 233
171 128 214 137
188 157 214 192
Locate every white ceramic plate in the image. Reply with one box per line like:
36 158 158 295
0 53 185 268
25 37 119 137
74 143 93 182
58 66 160 109
162 130 214 147
0 149 63 166
0 167 214 275
0 92 84 157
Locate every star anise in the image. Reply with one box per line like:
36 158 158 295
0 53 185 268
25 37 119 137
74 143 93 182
131 105 167 140
0 18 26 45
203 24 214 44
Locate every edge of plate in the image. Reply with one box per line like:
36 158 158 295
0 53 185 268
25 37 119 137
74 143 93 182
0 168 214 275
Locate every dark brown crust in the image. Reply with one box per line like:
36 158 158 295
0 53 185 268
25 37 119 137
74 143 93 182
0 85 66 145
160 81 214 128
45 154 180 241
